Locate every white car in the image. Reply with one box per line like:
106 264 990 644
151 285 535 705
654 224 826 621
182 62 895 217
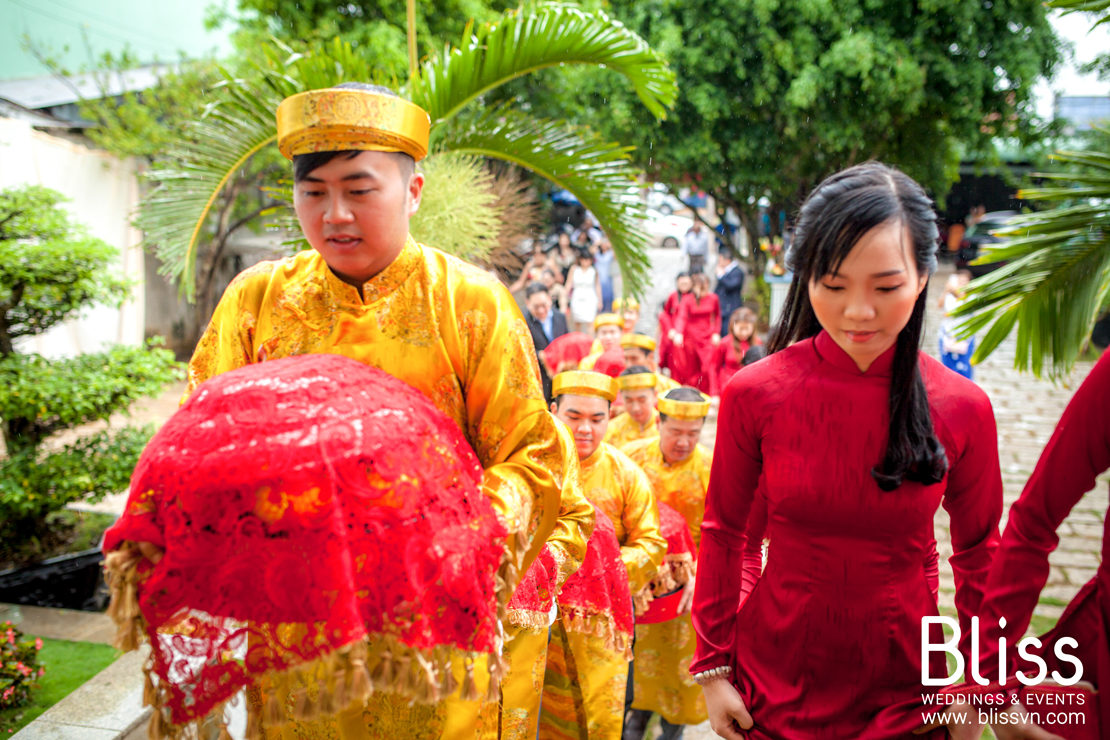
643 209 694 249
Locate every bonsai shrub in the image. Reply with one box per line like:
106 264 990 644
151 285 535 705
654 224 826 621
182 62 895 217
0 622 43 709
0 185 182 565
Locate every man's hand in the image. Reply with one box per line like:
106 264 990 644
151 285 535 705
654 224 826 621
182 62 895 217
677 576 696 614
703 677 753 740
135 541 164 565
991 703 1066 740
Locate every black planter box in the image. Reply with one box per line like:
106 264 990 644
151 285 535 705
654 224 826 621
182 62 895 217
0 548 107 611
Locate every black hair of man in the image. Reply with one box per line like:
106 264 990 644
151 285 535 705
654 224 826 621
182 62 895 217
525 282 550 299
620 365 653 377
742 345 767 366
658 386 706 424
292 82 416 183
719 248 734 260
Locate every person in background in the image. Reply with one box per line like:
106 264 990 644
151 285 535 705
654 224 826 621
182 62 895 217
542 267 569 313
525 282 570 403
658 273 692 378
542 371 667 740
714 250 745 337
741 345 765 367
554 231 577 283
709 308 761 396
573 213 604 248
605 366 660 449
683 221 711 275
622 388 714 740
614 297 641 334
595 238 616 314
620 334 680 395
509 242 552 294
580 313 626 370
672 273 721 393
568 250 602 335
937 269 975 380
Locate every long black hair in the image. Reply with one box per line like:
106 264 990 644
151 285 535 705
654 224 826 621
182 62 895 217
767 162 947 491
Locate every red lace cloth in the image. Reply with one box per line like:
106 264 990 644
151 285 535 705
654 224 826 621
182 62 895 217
103 354 506 731
543 332 594 371
591 346 626 378
556 507 633 657
506 546 559 630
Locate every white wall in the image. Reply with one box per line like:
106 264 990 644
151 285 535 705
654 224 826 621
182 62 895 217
0 117 144 357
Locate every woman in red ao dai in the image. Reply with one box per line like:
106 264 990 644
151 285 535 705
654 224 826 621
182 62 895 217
691 163 1003 740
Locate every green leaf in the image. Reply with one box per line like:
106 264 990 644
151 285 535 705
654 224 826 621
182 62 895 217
438 104 652 296
408 3 676 125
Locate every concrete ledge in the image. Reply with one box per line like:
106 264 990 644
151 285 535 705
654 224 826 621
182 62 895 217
12 646 151 740
0 603 116 644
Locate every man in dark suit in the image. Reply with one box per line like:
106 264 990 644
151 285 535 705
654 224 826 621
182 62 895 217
524 282 569 402
714 248 745 335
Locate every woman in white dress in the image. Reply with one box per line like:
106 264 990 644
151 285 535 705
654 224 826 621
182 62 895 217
567 250 602 335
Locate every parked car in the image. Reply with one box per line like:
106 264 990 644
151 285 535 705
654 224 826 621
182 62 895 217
643 209 694 249
956 210 1019 277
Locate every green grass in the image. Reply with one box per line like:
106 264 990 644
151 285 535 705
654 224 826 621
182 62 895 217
0 637 119 734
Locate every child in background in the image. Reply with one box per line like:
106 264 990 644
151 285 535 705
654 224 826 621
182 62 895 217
937 270 974 380
709 308 761 396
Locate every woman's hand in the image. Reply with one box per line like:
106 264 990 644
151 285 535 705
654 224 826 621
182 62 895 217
702 678 753 740
673 333 684 347
677 576 696 614
711 333 721 345
135 541 164 564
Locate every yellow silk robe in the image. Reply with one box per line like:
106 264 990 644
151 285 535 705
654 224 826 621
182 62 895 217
618 438 712 727
186 237 594 740
603 409 659 450
538 443 666 740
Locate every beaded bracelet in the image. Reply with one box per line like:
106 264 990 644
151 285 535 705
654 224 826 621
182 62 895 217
691 665 732 685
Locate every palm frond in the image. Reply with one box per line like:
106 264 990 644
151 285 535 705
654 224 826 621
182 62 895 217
409 153 504 261
438 105 652 296
1047 0 1110 26
953 141 1110 378
408 3 676 125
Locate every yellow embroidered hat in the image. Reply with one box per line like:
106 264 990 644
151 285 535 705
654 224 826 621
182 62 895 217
657 389 711 419
552 371 618 402
617 371 657 391
594 313 623 330
613 297 641 311
276 87 431 161
620 333 656 352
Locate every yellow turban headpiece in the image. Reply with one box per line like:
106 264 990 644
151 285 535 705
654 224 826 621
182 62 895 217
276 88 431 161
657 390 711 419
594 313 623 330
551 371 618 402
617 371 657 391
614 297 641 311
620 333 656 352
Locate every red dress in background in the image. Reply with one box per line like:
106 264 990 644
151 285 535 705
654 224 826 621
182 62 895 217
673 292 721 392
691 331 1003 739
975 350 1110 728
709 337 761 396
657 291 686 376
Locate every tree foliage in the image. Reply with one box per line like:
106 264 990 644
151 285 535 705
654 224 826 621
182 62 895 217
517 0 1061 265
0 186 181 563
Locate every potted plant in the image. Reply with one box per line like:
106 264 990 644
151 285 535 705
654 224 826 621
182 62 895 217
0 184 181 609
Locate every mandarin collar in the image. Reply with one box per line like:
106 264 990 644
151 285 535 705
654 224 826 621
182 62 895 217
581 443 606 472
319 235 422 305
814 329 895 378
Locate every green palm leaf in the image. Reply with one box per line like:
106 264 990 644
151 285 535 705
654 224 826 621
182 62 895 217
438 104 652 296
407 3 676 125
141 6 675 301
953 139 1110 378
1047 0 1110 26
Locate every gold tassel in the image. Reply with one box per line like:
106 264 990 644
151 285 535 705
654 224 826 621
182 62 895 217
142 671 158 707
245 709 262 740
370 649 393 689
217 722 233 740
332 670 351 712
147 708 168 740
395 654 414 696
264 688 286 728
350 661 372 705
317 679 336 716
440 660 458 697
461 659 479 702
413 652 439 704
